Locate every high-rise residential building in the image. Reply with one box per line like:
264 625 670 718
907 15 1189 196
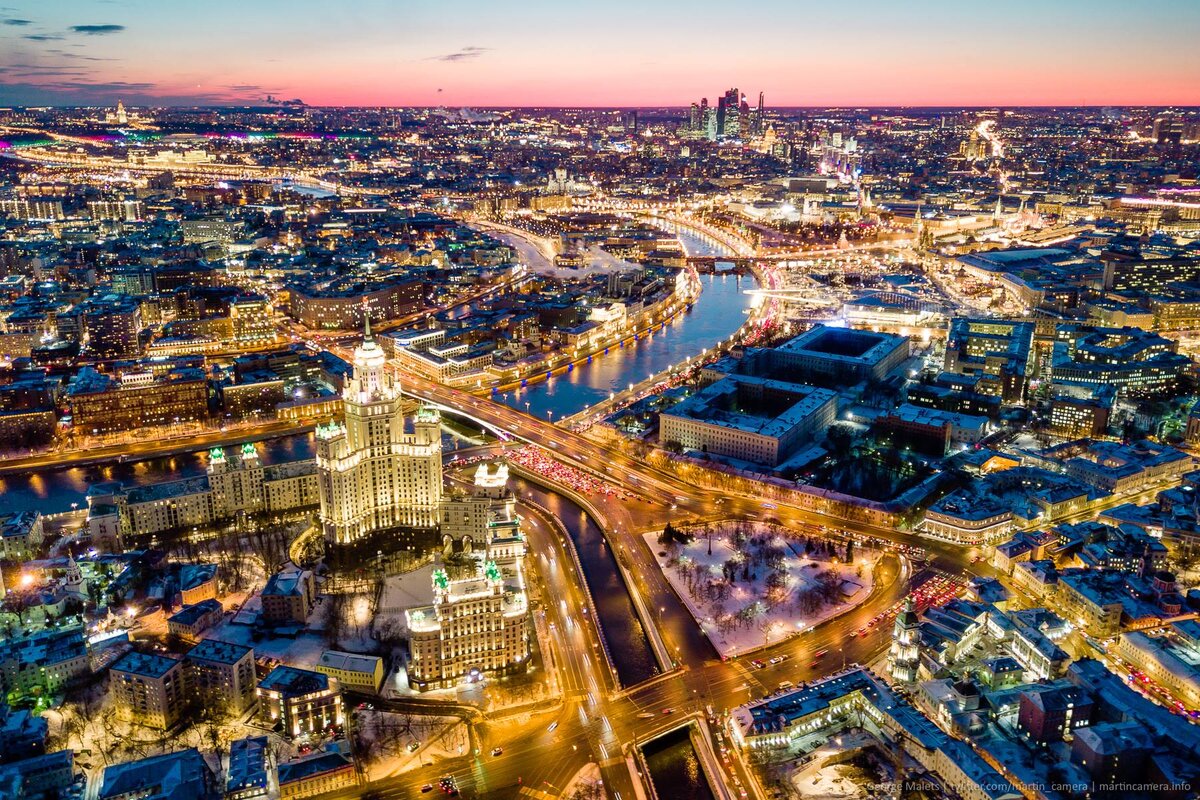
406 464 530 691
185 639 258 716
109 652 190 730
88 199 145 222
316 323 443 544
405 561 530 691
0 198 64 221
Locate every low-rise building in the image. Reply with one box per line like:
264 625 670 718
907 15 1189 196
225 736 273 800
167 599 224 641
731 667 1020 800
1016 683 1094 744
1056 571 1126 637
261 569 317 626
277 751 357 800
315 650 384 694
0 750 75 800
0 511 44 561
257 666 343 739
1113 631 1200 708
98 748 218 800
0 627 91 699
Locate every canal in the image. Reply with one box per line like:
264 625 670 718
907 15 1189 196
495 230 753 420
643 728 716 800
513 475 659 687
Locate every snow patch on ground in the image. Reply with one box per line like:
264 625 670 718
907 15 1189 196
643 523 876 657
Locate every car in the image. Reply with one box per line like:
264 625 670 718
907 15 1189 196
637 712 655 719
769 655 785 665
407 742 421 752
492 747 503 756
548 722 558 732
421 785 434 794
662 708 674 714
750 659 766 669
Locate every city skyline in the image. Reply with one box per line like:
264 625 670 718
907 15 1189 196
3 4 1200 799
0 0 1198 107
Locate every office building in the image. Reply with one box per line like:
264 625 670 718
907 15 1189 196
944 318 1034 402
659 376 837 467
1050 325 1190 396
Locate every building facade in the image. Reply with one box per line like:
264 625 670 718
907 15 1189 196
316 326 443 544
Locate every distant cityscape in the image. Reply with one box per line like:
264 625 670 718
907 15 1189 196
0 28 1198 800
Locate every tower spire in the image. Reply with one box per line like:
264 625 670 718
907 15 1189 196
362 298 372 341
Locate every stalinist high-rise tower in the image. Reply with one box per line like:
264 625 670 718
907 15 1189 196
316 319 443 545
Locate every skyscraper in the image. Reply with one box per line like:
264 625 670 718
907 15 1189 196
316 320 443 544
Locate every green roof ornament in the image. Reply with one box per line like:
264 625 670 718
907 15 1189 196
484 561 501 583
241 442 257 457
433 569 449 591
209 447 225 461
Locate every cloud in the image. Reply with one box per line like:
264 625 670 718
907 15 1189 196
429 46 489 63
69 24 125 35
0 79 228 106
23 34 63 41
45 49 118 61
48 80 154 91
2 18 31 25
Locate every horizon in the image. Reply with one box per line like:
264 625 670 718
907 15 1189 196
1 0 1198 107
6 103 1200 112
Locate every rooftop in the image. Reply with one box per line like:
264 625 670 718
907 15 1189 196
111 651 181 679
187 638 252 666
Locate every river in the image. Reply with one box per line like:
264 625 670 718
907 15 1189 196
0 434 317 517
2 231 748 515
494 230 754 420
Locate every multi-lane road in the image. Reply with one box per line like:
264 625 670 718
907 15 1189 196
307 361 996 799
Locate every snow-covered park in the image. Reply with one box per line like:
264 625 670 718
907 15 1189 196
643 521 876 657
